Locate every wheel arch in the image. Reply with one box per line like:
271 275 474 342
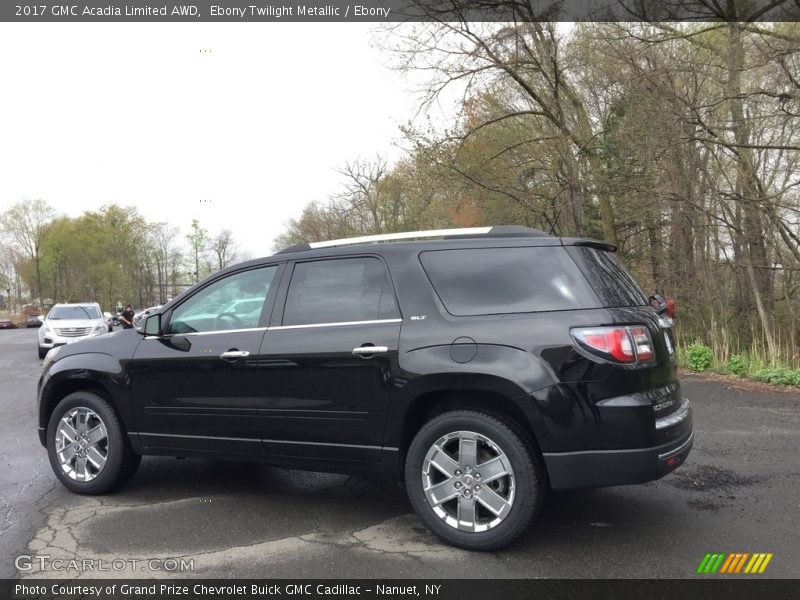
396 387 549 484
40 377 113 430
39 354 131 446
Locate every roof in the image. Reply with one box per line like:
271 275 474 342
276 225 550 255
273 226 615 258
183 226 615 295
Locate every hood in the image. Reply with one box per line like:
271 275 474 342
46 328 143 363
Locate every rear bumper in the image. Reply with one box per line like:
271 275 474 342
543 425 694 491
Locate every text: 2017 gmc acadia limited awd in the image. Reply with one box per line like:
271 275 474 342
38 226 692 550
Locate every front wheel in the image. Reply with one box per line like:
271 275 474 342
405 410 545 550
46 392 140 494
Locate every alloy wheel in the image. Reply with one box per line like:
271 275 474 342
55 407 109 482
421 430 515 533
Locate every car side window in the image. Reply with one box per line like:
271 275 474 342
283 257 399 326
168 266 278 334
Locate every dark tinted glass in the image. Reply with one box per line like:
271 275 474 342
420 247 601 316
283 257 399 326
568 247 648 307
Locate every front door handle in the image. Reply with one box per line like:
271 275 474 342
352 346 389 356
220 350 250 360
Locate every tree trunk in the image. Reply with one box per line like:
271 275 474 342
726 22 776 359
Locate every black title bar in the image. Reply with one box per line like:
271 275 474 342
3 0 800 22
3 579 799 600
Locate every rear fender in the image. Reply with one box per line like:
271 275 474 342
401 342 557 393
389 343 559 449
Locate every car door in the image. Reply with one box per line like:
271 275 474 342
258 255 402 465
130 263 283 456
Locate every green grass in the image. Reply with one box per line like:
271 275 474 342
750 367 800 387
676 340 800 389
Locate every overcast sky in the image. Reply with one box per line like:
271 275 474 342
0 23 426 256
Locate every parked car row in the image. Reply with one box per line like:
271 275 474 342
3 303 169 354
0 314 44 329
32 303 167 357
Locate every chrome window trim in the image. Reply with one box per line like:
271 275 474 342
268 318 402 331
146 326 268 339
144 318 403 338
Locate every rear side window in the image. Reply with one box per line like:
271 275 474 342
419 247 601 316
568 247 648 307
283 257 399 326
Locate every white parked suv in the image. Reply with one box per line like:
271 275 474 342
37 303 108 358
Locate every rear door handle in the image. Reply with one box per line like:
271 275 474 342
352 346 389 356
220 350 250 360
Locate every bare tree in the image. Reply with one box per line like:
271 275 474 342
186 219 209 283
0 199 55 305
382 11 620 244
209 229 239 271
0 244 23 311
149 222 180 303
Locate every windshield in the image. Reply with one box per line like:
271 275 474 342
48 306 102 320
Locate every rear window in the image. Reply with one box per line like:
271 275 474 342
567 246 648 307
419 247 601 316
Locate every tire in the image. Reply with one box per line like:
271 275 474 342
405 409 545 551
46 391 140 494
38 346 47 359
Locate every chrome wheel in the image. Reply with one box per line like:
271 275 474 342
421 430 515 533
55 407 108 482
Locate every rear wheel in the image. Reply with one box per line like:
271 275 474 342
405 410 545 550
46 392 140 494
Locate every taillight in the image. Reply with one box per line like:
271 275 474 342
571 325 655 364
666 298 676 319
629 326 653 361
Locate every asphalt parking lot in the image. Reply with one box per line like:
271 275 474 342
1 327 798 579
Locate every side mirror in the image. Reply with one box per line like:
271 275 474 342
143 313 161 336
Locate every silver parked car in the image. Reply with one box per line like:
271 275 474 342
38 303 108 359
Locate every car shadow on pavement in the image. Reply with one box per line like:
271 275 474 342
69 456 415 556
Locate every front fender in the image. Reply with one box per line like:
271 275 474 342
38 352 130 439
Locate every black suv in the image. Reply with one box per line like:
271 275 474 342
37 226 692 550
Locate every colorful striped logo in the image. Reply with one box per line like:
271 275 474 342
696 553 773 574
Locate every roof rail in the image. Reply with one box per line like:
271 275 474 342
275 226 548 254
